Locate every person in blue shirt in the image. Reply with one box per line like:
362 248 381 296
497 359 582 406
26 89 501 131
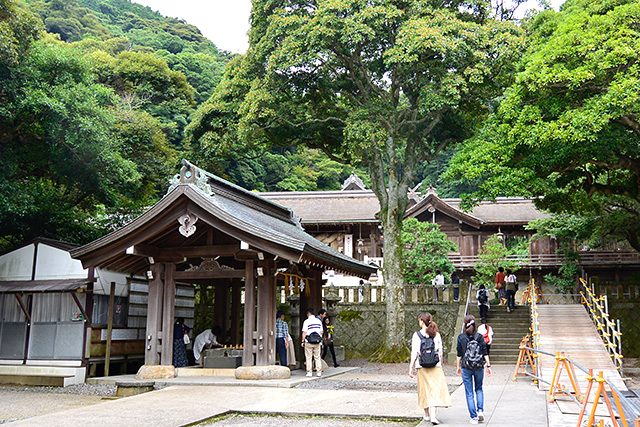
275 311 290 367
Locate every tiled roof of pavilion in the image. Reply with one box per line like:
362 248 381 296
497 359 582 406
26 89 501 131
262 189 548 226
71 160 375 278
260 190 381 224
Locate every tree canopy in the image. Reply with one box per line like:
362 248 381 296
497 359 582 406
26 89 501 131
0 0 179 249
447 0 640 252
402 218 457 285
188 0 523 354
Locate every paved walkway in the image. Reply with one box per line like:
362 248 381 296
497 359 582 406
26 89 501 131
6 365 548 427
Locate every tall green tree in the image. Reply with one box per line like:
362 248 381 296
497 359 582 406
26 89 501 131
447 0 640 252
473 235 516 290
402 218 457 285
188 0 522 356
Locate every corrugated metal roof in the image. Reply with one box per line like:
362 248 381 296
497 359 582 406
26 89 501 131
0 279 92 293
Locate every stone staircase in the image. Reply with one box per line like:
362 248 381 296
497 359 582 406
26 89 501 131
468 304 530 364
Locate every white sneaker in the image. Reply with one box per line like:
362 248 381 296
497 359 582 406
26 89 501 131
431 417 440 425
470 418 479 425
306 372 312 377
477 411 484 421
422 416 430 422
317 371 322 377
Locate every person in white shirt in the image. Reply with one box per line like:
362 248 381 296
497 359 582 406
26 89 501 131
193 325 221 365
409 312 451 424
301 308 324 377
477 319 494 355
432 269 445 302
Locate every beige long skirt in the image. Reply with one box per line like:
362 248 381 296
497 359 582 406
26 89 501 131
417 366 451 408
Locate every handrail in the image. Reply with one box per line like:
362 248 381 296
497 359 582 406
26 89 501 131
462 282 473 332
514 342 640 427
579 278 624 374
529 279 541 377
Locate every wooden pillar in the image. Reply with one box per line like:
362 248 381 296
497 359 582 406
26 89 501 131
230 280 241 346
105 282 116 376
256 259 276 365
312 269 323 312
267 263 276 365
145 263 164 365
243 260 256 366
214 281 228 343
160 262 176 366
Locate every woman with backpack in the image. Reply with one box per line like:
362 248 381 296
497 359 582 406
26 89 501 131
409 312 451 425
457 314 492 425
476 284 490 321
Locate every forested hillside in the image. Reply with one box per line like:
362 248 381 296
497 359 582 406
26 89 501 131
0 0 231 251
0 0 469 252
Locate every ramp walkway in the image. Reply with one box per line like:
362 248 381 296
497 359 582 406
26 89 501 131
536 304 626 392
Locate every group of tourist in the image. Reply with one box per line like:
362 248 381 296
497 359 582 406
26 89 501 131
409 312 491 425
431 270 461 302
300 308 340 376
494 267 518 312
276 307 340 374
172 319 223 368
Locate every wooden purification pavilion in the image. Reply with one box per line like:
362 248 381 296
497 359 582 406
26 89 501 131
71 160 375 367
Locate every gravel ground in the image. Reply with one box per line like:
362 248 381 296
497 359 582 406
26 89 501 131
0 360 448 425
295 359 459 394
0 384 115 424
200 413 419 426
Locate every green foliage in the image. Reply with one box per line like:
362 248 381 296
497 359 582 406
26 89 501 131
446 0 640 252
0 4 177 250
337 310 364 323
473 235 517 289
402 218 457 285
527 214 591 294
187 0 523 350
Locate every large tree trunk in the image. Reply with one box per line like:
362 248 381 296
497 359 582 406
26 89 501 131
367 136 413 357
382 194 406 350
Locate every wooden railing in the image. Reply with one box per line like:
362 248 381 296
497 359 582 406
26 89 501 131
322 282 469 304
580 278 624 374
449 251 640 268
592 280 640 301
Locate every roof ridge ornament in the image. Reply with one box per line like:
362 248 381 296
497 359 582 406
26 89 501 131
341 172 367 191
167 159 213 196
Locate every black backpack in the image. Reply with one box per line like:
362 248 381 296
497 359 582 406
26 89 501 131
478 289 488 304
462 334 485 370
307 332 322 344
417 331 440 368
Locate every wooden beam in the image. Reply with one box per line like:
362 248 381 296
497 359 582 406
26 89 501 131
161 263 176 366
70 292 89 323
126 244 185 263
174 269 245 280
170 245 239 257
13 294 31 323
126 244 240 260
